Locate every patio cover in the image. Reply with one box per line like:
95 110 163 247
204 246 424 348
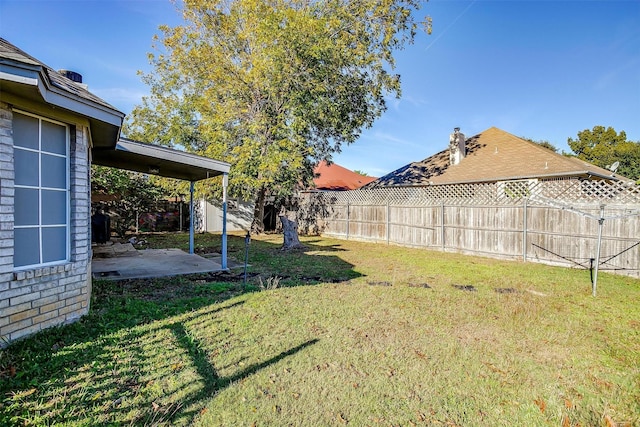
92 138 231 268
92 138 230 181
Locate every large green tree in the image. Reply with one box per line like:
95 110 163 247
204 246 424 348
91 166 167 237
125 0 430 232
568 126 640 182
521 136 559 153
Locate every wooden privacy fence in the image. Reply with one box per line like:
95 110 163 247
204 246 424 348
298 179 640 278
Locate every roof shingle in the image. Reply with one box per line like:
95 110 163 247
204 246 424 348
366 127 630 188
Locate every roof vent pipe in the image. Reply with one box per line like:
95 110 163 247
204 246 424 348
449 127 466 165
58 69 83 84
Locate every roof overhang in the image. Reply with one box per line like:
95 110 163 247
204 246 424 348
1 54 229 182
372 171 626 189
92 138 230 182
0 61 124 149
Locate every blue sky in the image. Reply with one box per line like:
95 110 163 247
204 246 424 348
1 0 639 177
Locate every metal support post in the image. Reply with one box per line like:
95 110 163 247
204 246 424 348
243 231 251 288
592 204 605 297
221 173 228 269
189 181 195 254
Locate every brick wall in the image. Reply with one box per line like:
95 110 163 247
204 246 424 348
0 102 92 346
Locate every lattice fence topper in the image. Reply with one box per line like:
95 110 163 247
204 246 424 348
304 179 640 207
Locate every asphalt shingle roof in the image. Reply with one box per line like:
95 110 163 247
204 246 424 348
366 127 629 188
0 37 120 112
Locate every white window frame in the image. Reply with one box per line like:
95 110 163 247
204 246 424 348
13 110 70 270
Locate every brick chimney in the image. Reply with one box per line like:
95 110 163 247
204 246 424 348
449 127 466 165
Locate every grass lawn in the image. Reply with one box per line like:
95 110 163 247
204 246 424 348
1 232 638 426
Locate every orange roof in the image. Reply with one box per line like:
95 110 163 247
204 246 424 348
313 161 377 190
366 127 631 187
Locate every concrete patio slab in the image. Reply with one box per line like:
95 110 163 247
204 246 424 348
92 243 235 280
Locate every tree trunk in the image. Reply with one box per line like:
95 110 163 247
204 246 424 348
251 186 267 234
280 212 304 250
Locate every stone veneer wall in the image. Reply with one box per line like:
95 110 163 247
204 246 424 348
0 102 92 346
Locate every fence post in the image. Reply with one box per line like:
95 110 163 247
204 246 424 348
346 201 350 240
386 201 390 245
523 197 528 262
441 202 445 251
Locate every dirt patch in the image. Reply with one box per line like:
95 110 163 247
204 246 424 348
367 281 392 287
453 284 477 292
186 271 260 282
495 287 520 294
408 283 432 289
94 271 254 303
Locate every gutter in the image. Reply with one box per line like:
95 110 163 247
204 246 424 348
437 170 621 186
0 70 38 86
1 60 124 149
1 60 124 127
117 138 231 174
37 71 125 128
371 171 623 189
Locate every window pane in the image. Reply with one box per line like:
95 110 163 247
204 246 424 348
15 188 39 226
42 226 67 263
13 112 39 150
14 228 40 267
14 149 39 186
42 190 67 225
41 154 67 189
42 120 67 155
13 112 70 269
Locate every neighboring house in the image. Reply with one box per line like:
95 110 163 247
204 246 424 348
1 38 229 346
365 127 632 188
313 160 377 191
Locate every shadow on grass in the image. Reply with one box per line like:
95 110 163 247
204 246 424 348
294 239 349 252
0 233 355 426
169 321 318 423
